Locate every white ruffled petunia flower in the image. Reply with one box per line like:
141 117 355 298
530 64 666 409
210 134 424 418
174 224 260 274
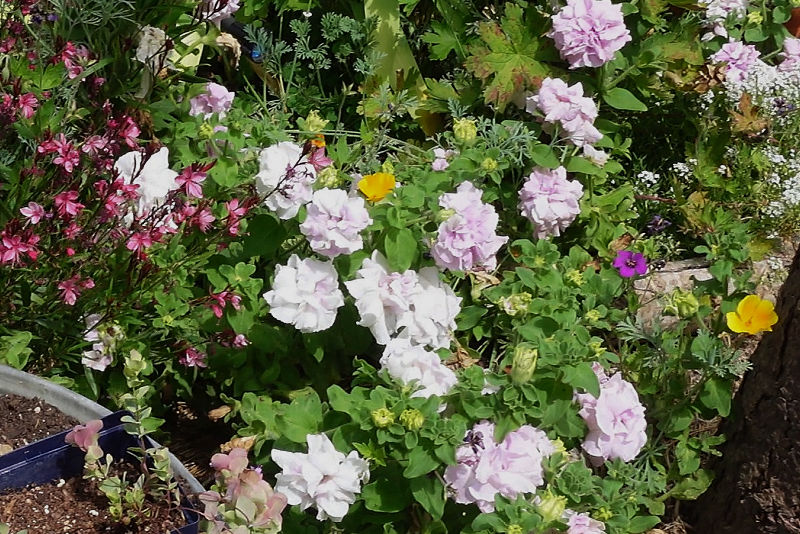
344 251 461 348
263 254 344 333
271 433 369 522
380 337 457 398
113 147 179 219
299 188 372 258
255 142 317 220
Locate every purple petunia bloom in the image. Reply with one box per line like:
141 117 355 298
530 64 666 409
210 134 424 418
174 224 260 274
612 250 647 277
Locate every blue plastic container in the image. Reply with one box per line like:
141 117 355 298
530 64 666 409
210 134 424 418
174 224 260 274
0 411 199 533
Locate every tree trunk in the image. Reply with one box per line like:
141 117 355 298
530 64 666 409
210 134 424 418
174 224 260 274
689 250 800 533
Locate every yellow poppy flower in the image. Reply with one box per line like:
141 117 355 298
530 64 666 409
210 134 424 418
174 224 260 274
358 172 395 202
726 294 778 335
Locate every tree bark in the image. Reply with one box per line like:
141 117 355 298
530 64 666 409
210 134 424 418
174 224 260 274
689 250 800 533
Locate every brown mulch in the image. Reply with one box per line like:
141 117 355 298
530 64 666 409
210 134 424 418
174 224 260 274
0 461 188 533
0 394 79 452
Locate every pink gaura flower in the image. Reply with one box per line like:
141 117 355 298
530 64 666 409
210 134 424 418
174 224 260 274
208 290 242 318
17 93 38 119
57 275 95 306
180 347 208 368
53 190 84 219
176 164 211 198
82 135 109 156
191 207 216 232
1 234 31 264
20 202 45 224
126 232 153 252
307 146 333 172
63 222 81 239
225 198 249 236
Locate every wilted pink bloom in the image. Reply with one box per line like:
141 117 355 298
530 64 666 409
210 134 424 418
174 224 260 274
116 116 141 148
232 334 249 347
432 181 508 272
20 202 45 224
574 363 648 465
63 222 81 239
518 166 583 239
65 420 103 452
189 82 235 119
208 290 242 318
710 40 761 82
210 447 249 478
53 190 84 219
549 0 631 69
443 421 555 513
17 93 38 119
180 347 207 368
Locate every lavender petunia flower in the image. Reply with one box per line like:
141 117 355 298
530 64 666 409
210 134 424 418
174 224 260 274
432 181 509 272
189 82 235 119
299 188 372 258
548 0 632 69
518 166 584 239
711 41 761 82
443 421 555 512
526 78 602 147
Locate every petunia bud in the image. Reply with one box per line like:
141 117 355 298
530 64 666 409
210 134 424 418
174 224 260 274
537 492 567 523
664 288 700 318
371 407 395 428
480 157 498 172
453 118 478 143
511 344 538 384
399 409 425 430
500 292 532 317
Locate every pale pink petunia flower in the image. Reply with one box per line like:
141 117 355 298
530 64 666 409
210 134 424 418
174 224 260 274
548 0 631 69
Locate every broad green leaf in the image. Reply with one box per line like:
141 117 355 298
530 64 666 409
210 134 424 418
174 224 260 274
384 227 417 271
698 377 732 417
404 445 441 477
410 476 446 518
603 87 648 111
561 363 600 397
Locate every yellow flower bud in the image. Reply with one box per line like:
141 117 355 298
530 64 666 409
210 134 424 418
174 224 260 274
317 166 342 188
304 110 329 132
399 409 425 430
453 118 478 143
198 122 214 139
585 309 602 322
565 269 584 286
500 292 533 317
747 11 763 23
480 157 498 172
511 344 538 384
371 407 395 428
537 492 567 523
507 525 523 534
664 288 700 318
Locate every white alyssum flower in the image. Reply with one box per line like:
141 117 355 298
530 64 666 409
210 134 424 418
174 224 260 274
114 147 179 219
380 337 458 398
271 433 369 522
299 188 373 258
263 255 344 333
344 251 462 348
135 26 170 71
255 142 317 220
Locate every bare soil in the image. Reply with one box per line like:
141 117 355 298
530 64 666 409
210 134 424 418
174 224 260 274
0 394 79 452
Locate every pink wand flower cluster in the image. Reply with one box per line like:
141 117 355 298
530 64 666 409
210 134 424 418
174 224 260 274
574 363 648 465
549 0 631 69
526 78 602 147
518 166 584 239
443 421 555 513
432 181 508 272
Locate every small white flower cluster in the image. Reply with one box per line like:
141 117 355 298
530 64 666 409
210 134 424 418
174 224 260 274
635 170 661 192
724 61 800 123
670 159 696 179
763 172 800 219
